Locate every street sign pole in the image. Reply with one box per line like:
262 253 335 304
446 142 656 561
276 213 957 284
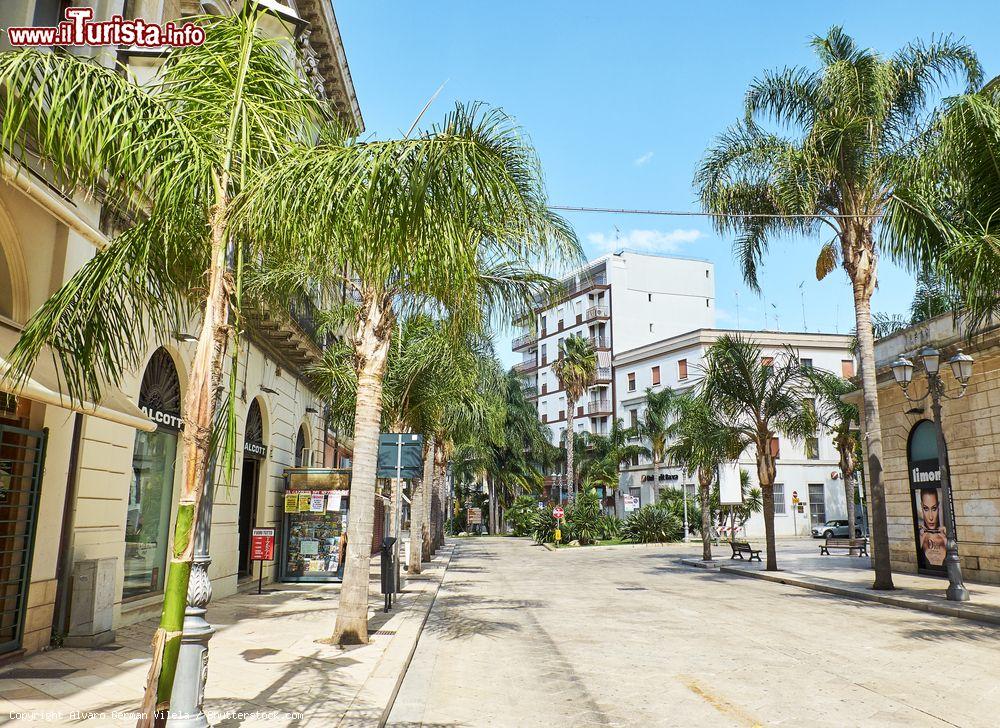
394 433 403 594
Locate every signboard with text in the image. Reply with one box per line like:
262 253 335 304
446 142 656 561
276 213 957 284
251 528 276 561
467 508 482 525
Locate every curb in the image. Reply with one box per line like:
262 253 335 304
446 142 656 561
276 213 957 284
378 542 457 727
719 566 1000 627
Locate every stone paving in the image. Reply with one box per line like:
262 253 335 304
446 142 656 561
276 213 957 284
0 544 453 727
388 537 1000 728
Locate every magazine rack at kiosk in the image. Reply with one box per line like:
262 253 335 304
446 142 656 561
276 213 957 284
280 468 351 583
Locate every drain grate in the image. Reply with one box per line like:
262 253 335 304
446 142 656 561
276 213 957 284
2 667 79 679
369 629 397 636
616 586 648 592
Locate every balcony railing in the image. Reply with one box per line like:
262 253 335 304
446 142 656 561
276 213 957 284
587 399 612 415
562 273 608 298
588 336 610 350
586 305 610 320
522 384 538 398
594 367 612 382
512 332 538 351
514 359 538 374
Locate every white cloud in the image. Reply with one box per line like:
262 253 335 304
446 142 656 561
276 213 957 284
633 151 654 167
586 228 704 254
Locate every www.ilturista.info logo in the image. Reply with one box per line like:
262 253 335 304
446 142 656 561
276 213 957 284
6 7 205 48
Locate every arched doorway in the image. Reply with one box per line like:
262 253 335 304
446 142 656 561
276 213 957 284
907 420 947 574
238 399 267 577
125 348 182 599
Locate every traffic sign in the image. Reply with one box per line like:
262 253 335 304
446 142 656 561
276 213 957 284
791 490 799 504
552 506 564 519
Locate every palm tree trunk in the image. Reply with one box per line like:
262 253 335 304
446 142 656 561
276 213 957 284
434 446 447 547
841 447 857 539
699 470 713 561
333 298 392 645
852 276 894 589
758 450 778 571
652 458 660 504
138 185 231 727
566 410 575 501
421 439 434 561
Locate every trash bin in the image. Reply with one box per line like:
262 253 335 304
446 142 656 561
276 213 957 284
380 536 397 611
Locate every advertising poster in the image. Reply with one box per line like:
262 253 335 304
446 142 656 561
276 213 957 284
310 493 325 512
297 492 312 512
909 458 947 573
283 492 299 513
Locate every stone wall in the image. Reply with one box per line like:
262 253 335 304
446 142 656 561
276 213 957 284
875 324 1000 584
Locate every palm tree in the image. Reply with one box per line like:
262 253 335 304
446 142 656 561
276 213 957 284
236 103 579 644
0 15 326 721
695 26 981 589
886 79 1000 332
552 334 597 500
807 369 862 540
664 393 742 561
702 335 816 570
636 386 677 502
577 420 649 512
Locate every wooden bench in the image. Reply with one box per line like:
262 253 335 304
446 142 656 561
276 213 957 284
819 537 868 556
729 540 762 561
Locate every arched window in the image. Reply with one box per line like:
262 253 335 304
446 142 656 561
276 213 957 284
294 425 308 467
125 348 182 599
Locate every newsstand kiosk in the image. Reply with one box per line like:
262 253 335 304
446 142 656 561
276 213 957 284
279 468 351 583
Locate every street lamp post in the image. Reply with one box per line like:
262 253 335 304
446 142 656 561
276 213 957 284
891 347 974 602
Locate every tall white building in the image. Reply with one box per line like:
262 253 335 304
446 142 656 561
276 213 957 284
613 328 858 538
512 251 715 499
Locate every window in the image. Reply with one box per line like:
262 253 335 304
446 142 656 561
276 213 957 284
651 366 660 386
540 344 547 365
809 483 826 525
627 372 636 391
629 409 638 428
761 355 774 368
805 437 820 460
540 315 547 333
649 323 654 332
801 358 813 369
773 484 786 515
648 293 653 302
705 269 710 278
678 359 688 380
706 298 710 307
841 359 856 377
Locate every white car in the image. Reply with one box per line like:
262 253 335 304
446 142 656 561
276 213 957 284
811 519 863 538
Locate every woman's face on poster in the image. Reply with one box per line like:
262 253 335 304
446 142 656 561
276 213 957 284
921 490 940 529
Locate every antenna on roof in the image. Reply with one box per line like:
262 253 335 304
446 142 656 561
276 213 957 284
799 282 807 331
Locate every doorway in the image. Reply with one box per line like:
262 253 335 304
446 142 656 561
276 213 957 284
0 411 47 655
237 456 260 578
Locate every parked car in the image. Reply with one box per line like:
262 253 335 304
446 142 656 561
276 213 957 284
811 519 863 538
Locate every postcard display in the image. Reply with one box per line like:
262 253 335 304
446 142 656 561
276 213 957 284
280 469 351 583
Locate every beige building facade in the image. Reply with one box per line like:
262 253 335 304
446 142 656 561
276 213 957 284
0 0 361 659
871 313 1000 585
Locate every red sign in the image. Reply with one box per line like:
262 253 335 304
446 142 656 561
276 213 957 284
552 506 564 519
250 528 275 561
792 490 798 499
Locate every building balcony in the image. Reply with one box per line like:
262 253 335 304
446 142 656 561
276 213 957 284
594 367 612 383
586 305 610 321
512 332 538 352
522 384 538 399
245 293 327 374
514 359 538 374
588 336 611 350
587 399 612 416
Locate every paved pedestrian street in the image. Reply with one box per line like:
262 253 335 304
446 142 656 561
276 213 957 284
388 537 1000 728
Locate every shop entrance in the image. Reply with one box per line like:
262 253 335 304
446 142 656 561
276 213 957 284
237 457 260 577
0 400 47 655
238 399 266 578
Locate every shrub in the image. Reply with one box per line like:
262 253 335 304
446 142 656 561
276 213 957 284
597 513 622 541
621 505 683 544
507 495 541 537
567 488 601 545
530 507 557 544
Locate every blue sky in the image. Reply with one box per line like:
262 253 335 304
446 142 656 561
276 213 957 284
335 1 1000 366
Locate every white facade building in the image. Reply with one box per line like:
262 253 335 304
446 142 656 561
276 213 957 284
613 328 859 539
513 252 716 476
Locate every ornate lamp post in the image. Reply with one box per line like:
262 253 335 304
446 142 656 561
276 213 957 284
890 347 974 602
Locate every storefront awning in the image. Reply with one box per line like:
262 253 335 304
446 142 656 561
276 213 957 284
0 325 155 432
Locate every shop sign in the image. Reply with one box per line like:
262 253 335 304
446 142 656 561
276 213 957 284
624 494 640 511
140 405 183 431
244 441 267 458
250 528 275 561
467 507 482 525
